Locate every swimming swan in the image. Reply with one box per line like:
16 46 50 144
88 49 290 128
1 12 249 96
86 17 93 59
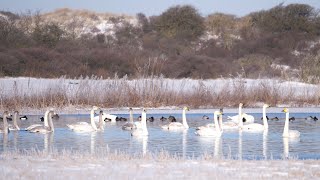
282 108 300 138
9 111 20 131
161 107 189 130
196 109 225 130
131 109 148 136
240 104 270 132
195 111 222 137
0 111 10 133
122 108 137 130
67 106 102 132
25 110 50 131
29 110 55 134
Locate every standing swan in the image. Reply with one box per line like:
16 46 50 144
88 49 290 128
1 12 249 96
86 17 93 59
29 110 55 134
131 108 148 136
122 108 136 130
67 106 101 132
241 104 270 132
282 108 300 138
195 111 222 137
9 111 20 131
0 111 10 133
161 107 189 130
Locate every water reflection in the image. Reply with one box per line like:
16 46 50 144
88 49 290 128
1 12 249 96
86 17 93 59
0 112 319 160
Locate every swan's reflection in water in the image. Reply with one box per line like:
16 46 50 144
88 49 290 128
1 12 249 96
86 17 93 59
44 132 54 153
132 136 148 156
263 130 268 159
283 137 289 158
2 133 8 152
238 130 242 160
214 136 222 158
197 134 222 158
90 132 97 154
182 130 187 158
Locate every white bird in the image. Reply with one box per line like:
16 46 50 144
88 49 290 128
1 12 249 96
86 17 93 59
196 109 224 130
161 107 189 130
9 111 20 131
25 110 50 131
94 112 117 123
29 110 55 134
0 111 10 133
195 111 222 137
131 108 148 137
122 108 136 130
67 106 101 132
227 103 254 124
240 104 270 132
282 108 300 138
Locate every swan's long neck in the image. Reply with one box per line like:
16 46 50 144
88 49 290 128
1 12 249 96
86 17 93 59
214 113 221 133
13 112 20 130
283 112 289 137
98 112 104 130
44 110 50 127
238 105 243 127
90 109 98 131
218 114 223 132
182 109 189 128
263 106 268 130
3 114 9 133
48 111 54 132
141 111 148 133
129 109 133 123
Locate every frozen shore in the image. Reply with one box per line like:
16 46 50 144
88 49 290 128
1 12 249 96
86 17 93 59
0 152 319 179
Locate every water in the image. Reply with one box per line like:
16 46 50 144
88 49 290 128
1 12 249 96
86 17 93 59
1 111 320 160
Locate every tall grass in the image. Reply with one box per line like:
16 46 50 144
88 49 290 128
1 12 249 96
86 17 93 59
0 76 319 110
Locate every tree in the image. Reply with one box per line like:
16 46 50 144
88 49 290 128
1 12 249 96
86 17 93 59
155 5 205 41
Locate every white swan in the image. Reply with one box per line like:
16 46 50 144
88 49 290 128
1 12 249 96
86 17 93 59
227 103 254 124
122 108 137 130
67 106 101 132
161 107 189 130
25 110 50 131
94 112 117 123
195 111 222 137
0 111 10 133
9 111 20 131
282 108 300 138
240 104 269 132
131 108 148 136
29 110 55 134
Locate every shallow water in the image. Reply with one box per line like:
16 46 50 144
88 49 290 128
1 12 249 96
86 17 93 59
1 111 320 160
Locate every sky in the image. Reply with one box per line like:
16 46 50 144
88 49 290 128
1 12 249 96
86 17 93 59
1 0 320 17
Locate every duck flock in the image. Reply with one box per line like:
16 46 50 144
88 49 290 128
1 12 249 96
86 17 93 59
0 104 318 156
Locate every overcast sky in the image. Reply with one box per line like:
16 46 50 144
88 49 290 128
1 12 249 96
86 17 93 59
1 0 320 17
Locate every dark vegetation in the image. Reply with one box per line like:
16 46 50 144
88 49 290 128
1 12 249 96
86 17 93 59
1 4 320 82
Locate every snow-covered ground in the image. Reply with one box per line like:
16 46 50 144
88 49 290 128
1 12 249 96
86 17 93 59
0 151 319 179
0 77 319 115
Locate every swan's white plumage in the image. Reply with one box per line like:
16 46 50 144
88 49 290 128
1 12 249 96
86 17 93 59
195 111 222 137
161 107 189 130
9 111 20 131
67 106 100 132
282 108 300 138
0 111 10 133
122 108 137 130
131 109 148 136
29 110 55 134
241 104 269 132
26 110 50 131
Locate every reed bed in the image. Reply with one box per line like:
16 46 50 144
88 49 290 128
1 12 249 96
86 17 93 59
0 76 319 111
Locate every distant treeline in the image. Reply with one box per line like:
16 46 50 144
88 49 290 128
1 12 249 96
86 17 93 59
1 3 320 82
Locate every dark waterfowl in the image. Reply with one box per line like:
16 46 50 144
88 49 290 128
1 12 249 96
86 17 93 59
160 116 167 121
289 117 295 122
168 115 177 122
202 115 209 120
261 116 269 121
19 115 28 121
305 116 318 121
147 116 154 122
271 117 279 121
116 117 127 121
